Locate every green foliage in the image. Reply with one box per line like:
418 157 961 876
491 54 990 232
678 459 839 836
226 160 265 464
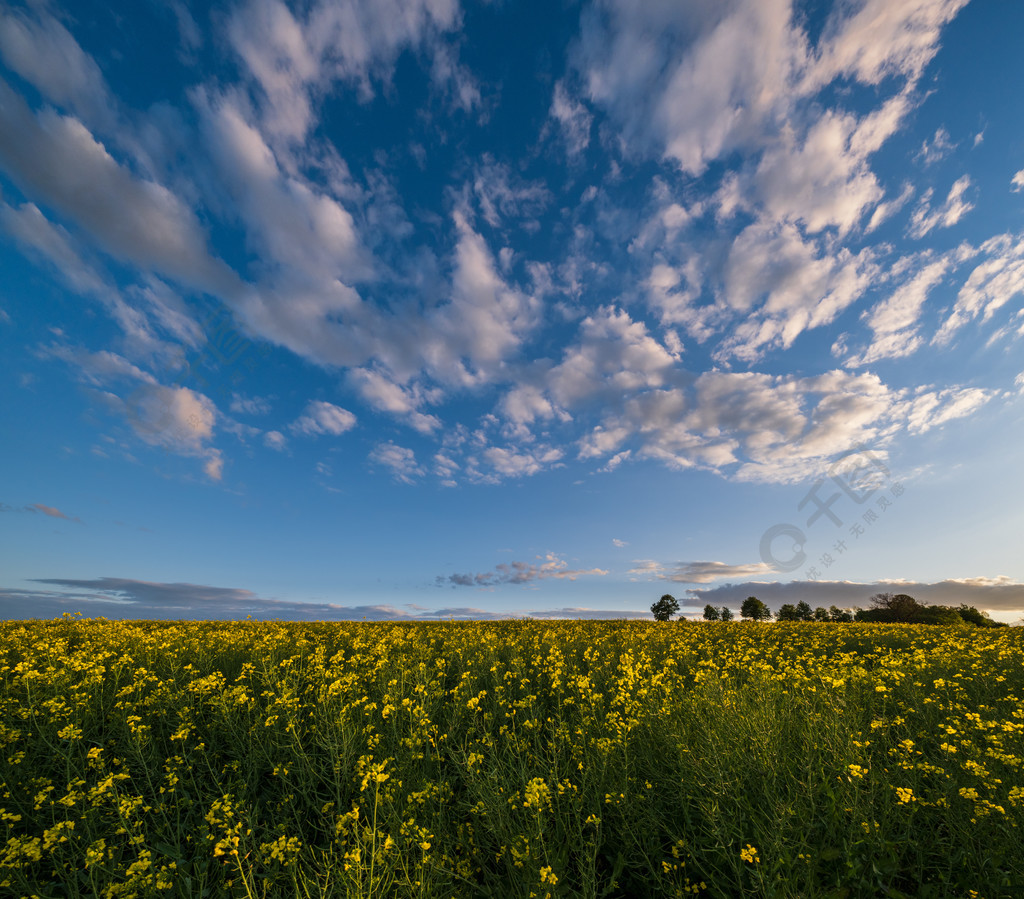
856 596 1005 627
741 596 771 621
829 605 855 623
703 604 721 621
719 606 734 621
651 594 680 621
956 604 1007 628
776 604 799 622
794 601 814 622
869 592 921 622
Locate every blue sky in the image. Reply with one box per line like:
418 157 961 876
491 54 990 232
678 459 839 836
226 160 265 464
2 0 1024 622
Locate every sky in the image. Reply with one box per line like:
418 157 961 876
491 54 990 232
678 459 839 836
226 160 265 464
2 0 1024 623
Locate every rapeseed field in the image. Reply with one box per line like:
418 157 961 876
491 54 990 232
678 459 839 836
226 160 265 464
0 617 1021 897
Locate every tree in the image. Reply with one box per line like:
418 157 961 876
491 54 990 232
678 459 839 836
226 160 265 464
741 596 771 621
813 606 829 622
795 601 814 622
651 594 680 621
720 606 734 621
776 604 799 622
703 604 721 621
829 605 854 623
868 592 921 622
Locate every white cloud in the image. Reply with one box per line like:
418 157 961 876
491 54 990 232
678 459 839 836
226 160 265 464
0 8 117 133
1 199 107 295
612 538 628 547
908 175 974 238
264 430 288 451
479 445 563 480
349 368 441 433
230 394 272 416
548 306 678 407
581 0 804 174
935 233 1024 342
420 213 542 387
598 450 631 473
549 80 592 156
752 109 888 235
369 442 424 483
440 552 607 587
902 386 993 434
866 182 915 233
226 0 462 142
291 401 357 436
916 126 956 166
713 222 877 362
630 560 775 584
811 0 969 87
123 384 223 479
0 80 239 298
568 362 996 485
1012 170 1024 193
195 91 366 283
472 158 551 229
0 201 200 366
846 257 951 365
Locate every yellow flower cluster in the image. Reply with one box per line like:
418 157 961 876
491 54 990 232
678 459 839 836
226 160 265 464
0 617 1020 896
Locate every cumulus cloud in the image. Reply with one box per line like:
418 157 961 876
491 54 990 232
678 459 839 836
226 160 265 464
549 80 592 156
226 0 462 142
628 560 774 584
264 430 288 451
908 176 974 238
0 79 239 297
1012 170 1024 192
123 384 224 479
935 233 1024 342
578 360 994 483
230 394 272 416
0 0 1005 498
349 368 441 434
713 222 878 362
472 158 551 229
0 201 195 364
369 442 424 483
438 553 608 588
810 0 969 87
916 127 956 166
291 400 357 437
0 7 117 133
846 257 951 365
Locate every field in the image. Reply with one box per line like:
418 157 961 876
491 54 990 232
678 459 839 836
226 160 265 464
0 618 1021 898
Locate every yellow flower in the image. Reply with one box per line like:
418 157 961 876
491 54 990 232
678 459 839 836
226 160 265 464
740 844 760 864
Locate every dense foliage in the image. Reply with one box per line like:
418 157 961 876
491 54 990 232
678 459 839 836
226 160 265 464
1 617 1022 897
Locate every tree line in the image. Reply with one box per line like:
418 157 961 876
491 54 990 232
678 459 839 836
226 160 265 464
650 592 1007 627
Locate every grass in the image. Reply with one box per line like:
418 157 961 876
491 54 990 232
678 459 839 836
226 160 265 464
0 616 1021 897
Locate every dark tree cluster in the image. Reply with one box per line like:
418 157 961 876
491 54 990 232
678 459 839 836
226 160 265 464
650 591 1005 626
853 593 1006 627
